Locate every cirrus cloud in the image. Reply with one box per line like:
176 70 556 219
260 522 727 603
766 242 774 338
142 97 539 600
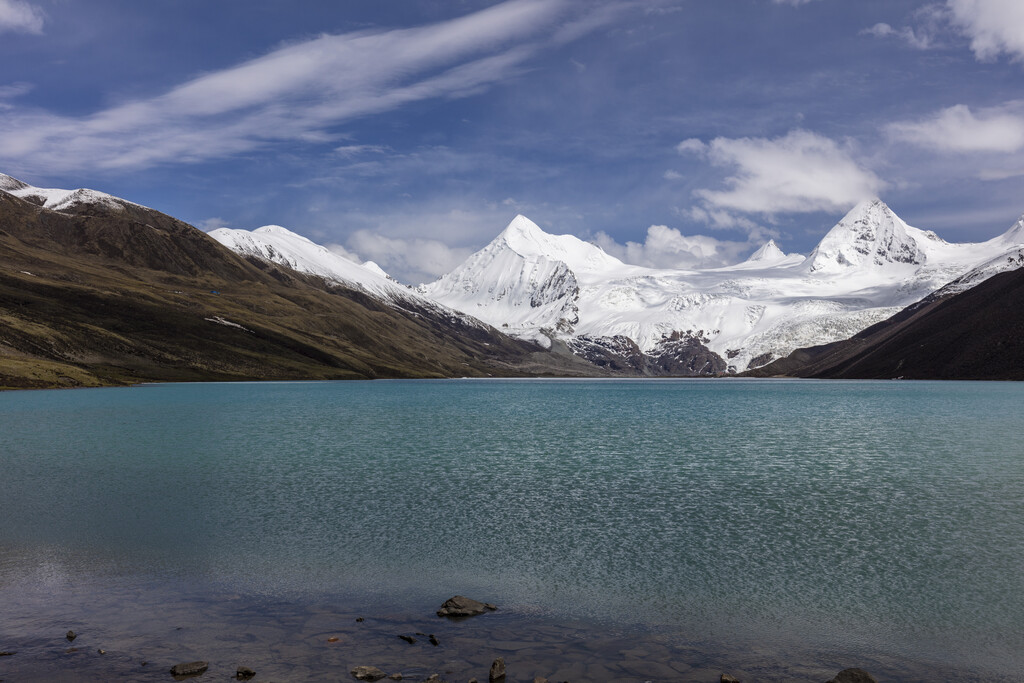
0 0 620 175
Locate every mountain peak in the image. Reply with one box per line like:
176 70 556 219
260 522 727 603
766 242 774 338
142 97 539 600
493 214 623 273
998 214 1024 246
746 239 786 263
253 224 312 242
498 214 551 251
805 199 926 273
0 172 29 192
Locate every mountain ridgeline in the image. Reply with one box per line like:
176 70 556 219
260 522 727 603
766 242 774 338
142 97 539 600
0 174 599 389
2 171 1023 387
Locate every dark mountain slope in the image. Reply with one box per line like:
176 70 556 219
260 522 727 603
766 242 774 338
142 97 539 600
0 191 599 389
748 267 1024 380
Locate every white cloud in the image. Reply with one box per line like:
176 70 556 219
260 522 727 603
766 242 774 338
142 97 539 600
347 231 474 285
887 103 1024 153
0 0 618 174
594 225 753 270
676 138 707 155
689 130 885 216
198 217 229 231
325 243 364 264
946 0 1024 62
0 0 43 34
861 22 935 49
663 169 684 180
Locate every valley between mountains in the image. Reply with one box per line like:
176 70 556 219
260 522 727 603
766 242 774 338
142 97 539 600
2 171 1022 388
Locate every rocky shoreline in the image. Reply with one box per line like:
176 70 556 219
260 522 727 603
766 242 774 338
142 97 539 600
0 595 901 683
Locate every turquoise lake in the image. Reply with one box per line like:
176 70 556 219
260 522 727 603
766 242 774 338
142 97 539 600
1 379 1022 681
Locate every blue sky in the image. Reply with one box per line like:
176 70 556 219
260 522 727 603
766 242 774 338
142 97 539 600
3 0 1024 283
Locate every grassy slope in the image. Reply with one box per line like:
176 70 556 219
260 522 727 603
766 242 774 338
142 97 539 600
0 191 598 389
747 267 1024 380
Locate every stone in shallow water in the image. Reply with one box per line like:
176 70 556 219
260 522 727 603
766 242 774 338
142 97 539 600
236 665 256 679
721 675 741 683
65 630 76 642
169 661 209 676
351 665 388 681
826 668 877 683
489 657 506 682
436 596 497 618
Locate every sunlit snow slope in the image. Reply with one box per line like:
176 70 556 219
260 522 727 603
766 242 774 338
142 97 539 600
0 173 145 213
209 224 489 329
423 204 1024 372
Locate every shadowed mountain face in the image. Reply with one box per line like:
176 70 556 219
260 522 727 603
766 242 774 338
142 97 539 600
0 190 599 389
747 267 1024 381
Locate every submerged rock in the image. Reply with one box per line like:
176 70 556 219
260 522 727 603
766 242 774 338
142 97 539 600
826 669 877 683
397 635 416 644
429 634 440 646
169 661 209 677
65 631 76 642
0 651 16 656
351 665 388 681
236 666 256 680
436 595 497 618
722 675 741 683
489 657 506 682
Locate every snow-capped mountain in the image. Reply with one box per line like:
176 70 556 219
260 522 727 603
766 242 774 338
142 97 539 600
209 223 490 330
210 224 404 299
422 203 1024 373
804 199 927 273
0 172 143 213
418 215 621 345
9 168 1019 377
743 239 799 266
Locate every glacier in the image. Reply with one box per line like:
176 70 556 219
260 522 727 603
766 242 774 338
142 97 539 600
423 201 1024 373
8 169 1020 376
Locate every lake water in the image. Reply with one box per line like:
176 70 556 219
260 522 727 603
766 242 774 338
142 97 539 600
1 379 1022 682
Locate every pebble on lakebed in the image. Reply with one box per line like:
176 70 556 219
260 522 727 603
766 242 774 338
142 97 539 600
436 595 497 618
351 665 388 681
169 661 209 677
826 668 877 683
